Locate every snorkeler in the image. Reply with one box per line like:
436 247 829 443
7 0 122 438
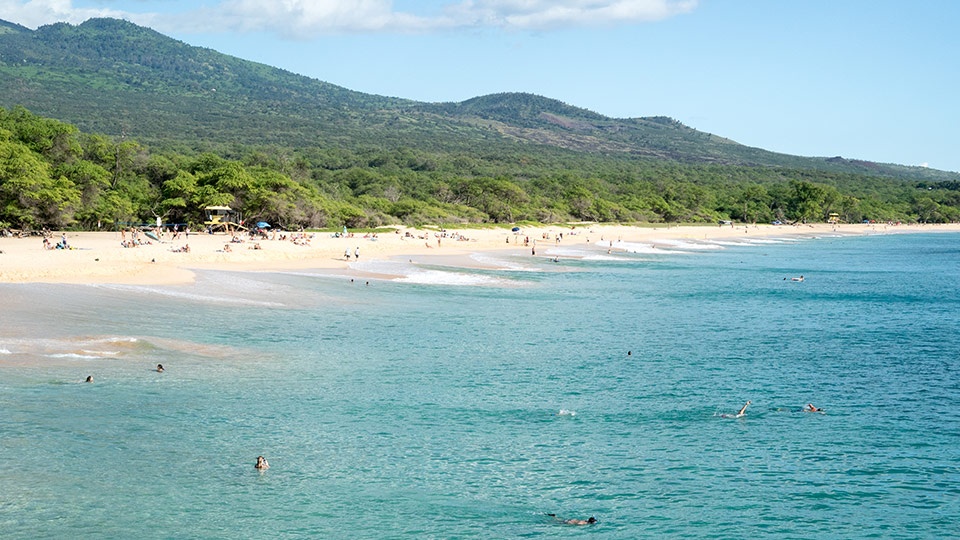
547 514 597 525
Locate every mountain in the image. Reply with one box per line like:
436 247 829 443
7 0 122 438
0 17 956 182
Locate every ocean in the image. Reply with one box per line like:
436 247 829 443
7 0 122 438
1 231 958 538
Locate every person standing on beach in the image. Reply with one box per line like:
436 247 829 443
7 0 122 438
355 247 360 260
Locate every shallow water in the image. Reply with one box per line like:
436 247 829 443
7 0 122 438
1 232 958 538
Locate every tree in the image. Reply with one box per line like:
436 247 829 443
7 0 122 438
0 136 80 228
787 180 828 222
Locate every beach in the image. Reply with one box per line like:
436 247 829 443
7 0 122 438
2 226 959 538
3 222 955 285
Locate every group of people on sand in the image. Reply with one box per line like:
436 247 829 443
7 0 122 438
42 236 73 250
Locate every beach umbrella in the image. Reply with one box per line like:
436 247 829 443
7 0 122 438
256 221 271 228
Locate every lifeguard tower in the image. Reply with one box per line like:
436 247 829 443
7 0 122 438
203 206 246 232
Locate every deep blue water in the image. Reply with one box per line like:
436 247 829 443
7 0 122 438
1 232 958 538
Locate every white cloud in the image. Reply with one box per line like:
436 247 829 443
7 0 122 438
446 0 698 29
1 0 697 35
0 0 128 27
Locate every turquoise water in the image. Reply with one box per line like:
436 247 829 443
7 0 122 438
1 232 959 538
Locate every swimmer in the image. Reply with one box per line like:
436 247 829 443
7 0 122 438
84 375 93 383
737 400 751 416
804 403 822 413
547 514 596 526
156 364 164 373
255 456 269 470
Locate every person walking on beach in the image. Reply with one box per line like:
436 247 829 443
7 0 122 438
344 249 350 261
354 247 360 260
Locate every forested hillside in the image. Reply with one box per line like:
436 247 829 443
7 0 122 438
0 18 958 230
1 18 957 182
2 107 958 231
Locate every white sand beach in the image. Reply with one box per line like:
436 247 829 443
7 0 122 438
1 222 957 285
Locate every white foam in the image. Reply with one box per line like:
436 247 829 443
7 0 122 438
602 241 658 254
738 238 787 245
81 350 120 357
89 284 285 308
469 253 537 271
104 337 139 343
353 259 516 286
557 409 577 416
580 254 624 261
48 353 103 360
703 240 752 247
395 269 512 287
0 348 11 355
651 239 724 250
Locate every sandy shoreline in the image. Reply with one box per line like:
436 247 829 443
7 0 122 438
1 222 958 285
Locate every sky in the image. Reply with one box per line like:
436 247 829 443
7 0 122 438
3 0 958 172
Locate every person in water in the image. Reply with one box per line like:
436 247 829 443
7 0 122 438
255 456 269 470
548 514 596 525
737 400 751 416
156 364 164 373
804 403 822 412
84 375 93 383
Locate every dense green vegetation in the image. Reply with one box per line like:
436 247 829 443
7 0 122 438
2 106 958 231
0 18 958 230
2 18 959 181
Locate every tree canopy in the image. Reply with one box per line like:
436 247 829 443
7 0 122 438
1 107 958 231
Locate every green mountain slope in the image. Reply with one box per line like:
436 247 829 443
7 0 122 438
0 17 956 183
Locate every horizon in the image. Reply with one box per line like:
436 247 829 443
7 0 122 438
3 1 958 173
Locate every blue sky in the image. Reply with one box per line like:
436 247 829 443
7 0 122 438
3 0 958 172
